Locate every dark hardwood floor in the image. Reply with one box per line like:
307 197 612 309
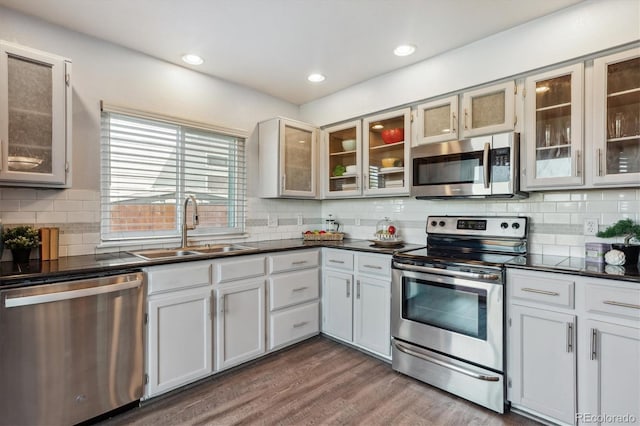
100 337 540 425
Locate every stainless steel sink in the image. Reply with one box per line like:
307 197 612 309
189 244 257 254
129 244 256 260
129 248 202 260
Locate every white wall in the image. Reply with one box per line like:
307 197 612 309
299 0 640 126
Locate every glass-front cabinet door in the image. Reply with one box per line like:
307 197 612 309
416 95 458 145
523 64 583 189
280 119 317 197
0 41 71 186
592 48 640 186
461 81 516 138
322 120 361 198
362 108 411 196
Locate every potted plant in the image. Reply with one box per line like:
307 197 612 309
597 218 640 266
2 225 40 263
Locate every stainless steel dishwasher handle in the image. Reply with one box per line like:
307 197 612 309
393 261 500 281
393 341 500 382
5 279 142 308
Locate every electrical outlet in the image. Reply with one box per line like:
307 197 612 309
297 214 303 226
354 217 361 226
584 218 599 236
267 215 278 228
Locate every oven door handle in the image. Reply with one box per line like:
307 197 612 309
392 261 501 281
393 340 500 382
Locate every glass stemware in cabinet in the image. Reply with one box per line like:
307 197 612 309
604 56 640 176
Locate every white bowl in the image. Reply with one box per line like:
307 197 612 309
345 165 357 174
342 139 356 151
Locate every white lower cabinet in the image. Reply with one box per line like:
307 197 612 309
508 268 640 426
215 278 266 370
267 249 321 350
509 304 576 425
145 261 213 399
322 249 391 359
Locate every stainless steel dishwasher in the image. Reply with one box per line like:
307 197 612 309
0 272 145 426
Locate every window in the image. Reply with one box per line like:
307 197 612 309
100 107 246 242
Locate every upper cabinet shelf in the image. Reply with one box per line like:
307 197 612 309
0 40 72 187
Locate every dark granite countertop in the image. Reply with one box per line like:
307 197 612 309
506 254 640 284
0 239 423 288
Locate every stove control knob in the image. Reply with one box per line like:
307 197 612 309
439 221 446 227
512 222 520 229
431 220 437 227
501 222 509 229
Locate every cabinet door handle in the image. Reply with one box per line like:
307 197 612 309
597 149 603 176
356 280 361 299
521 287 560 296
363 264 382 270
590 328 598 360
464 108 469 130
292 286 308 292
329 259 345 264
346 279 351 298
603 300 640 310
293 321 309 329
281 175 286 192
451 112 457 133
291 260 308 265
364 174 368 190
220 295 226 313
566 323 573 353
575 149 581 177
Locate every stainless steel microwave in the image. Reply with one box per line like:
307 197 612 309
411 132 527 199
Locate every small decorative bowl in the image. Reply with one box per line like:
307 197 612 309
381 157 400 168
342 139 356 151
345 165 357 174
381 128 404 144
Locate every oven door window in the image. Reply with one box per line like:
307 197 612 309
402 276 487 340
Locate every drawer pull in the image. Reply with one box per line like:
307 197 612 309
293 321 309 329
521 288 559 296
291 286 308 292
291 260 308 265
363 264 382 270
603 300 640 310
329 259 345 264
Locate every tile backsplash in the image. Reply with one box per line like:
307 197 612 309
1 187 638 260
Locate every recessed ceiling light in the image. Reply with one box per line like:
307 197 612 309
182 54 204 65
394 44 416 57
307 73 326 83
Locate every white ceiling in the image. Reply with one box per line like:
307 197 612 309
0 0 585 105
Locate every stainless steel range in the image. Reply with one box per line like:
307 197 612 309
391 215 528 413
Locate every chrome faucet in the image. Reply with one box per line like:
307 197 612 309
181 195 199 248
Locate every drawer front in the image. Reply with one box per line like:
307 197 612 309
510 272 574 309
269 268 320 311
324 249 354 271
357 253 391 278
585 282 640 321
269 302 319 350
269 250 320 273
215 255 266 283
147 261 211 294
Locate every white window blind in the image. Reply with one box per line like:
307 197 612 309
100 109 246 242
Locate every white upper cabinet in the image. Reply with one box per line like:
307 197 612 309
523 63 584 189
591 47 640 186
322 120 362 198
416 95 459 145
259 117 318 198
0 41 71 187
362 108 411 196
461 81 516 138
